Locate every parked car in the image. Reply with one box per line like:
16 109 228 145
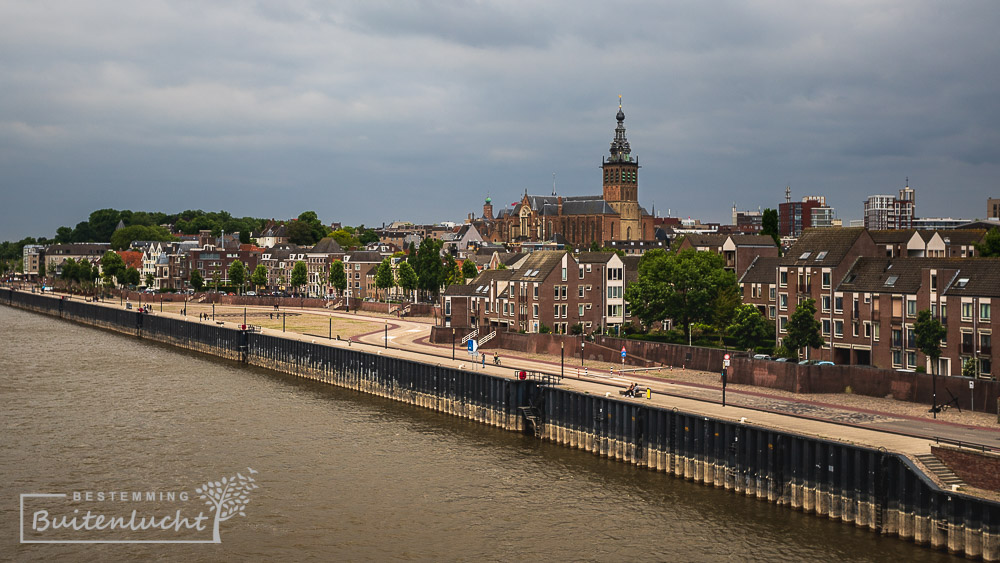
246 291 256 296
752 354 771 361
816 361 835 366
773 357 791 363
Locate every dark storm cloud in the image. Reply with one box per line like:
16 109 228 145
1 1 999 241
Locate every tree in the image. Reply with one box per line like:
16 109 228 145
145 272 154 288
624 248 737 339
190 269 204 292
329 260 347 296
784 299 824 359
290 261 308 295
375 258 394 300
61 258 79 285
396 261 418 301
330 229 361 250
77 260 93 286
286 220 317 246
358 227 379 245
407 241 416 256
110 224 174 250
251 264 268 292
589 241 601 251
212 271 221 292
711 284 742 343
461 259 478 280
124 266 141 288
100 251 125 285
975 227 1000 257
414 237 445 299
762 208 780 248
963 357 977 378
728 304 772 351
914 309 948 417
228 260 246 293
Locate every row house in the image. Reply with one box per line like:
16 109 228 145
259 246 298 292
441 224 484 259
869 229 985 258
256 221 288 248
343 251 384 301
187 244 262 289
739 256 782 321
833 257 1000 379
773 228 878 356
44 243 111 277
678 234 778 276
305 238 345 297
441 250 629 335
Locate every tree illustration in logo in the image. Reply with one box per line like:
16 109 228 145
195 468 260 543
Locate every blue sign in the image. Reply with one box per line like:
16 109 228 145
621 346 627 358
467 340 474 352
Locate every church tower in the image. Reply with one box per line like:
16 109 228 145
602 97 642 240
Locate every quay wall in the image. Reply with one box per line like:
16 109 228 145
4 288 999 561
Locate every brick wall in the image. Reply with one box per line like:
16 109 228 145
931 445 1000 491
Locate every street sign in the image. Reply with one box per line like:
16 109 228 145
970 380 975 389
724 353 731 361
468 340 478 354
723 359 731 367
621 347 627 358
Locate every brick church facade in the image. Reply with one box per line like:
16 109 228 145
475 101 656 248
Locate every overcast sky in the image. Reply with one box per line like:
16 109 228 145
2 1 999 241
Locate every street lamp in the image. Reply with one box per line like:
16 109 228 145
561 341 564 379
452 328 456 360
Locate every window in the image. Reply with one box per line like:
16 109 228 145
885 275 898 287
864 322 871 338
779 316 787 333
503 303 508 315
962 302 974 320
822 272 831 288
533 304 538 318
561 267 567 281
769 287 776 301
579 285 585 298
981 303 991 321
821 296 831 312
834 296 843 313
768 306 776 319
906 299 916 317
578 305 585 317
834 320 843 337
779 271 788 287
982 358 992 377
892 350 902 367
799 251 811 260
892 329 902 347
815 251 828 261
554 305 559 318
907 351 917 369
561 304 568 318
579 266 584 279
561 286 567 299
554 286 560 300
779 294 788 310
822 319 831 335
906 327 915 349
980 332 992 355
444 299 451 315
873 322 880 341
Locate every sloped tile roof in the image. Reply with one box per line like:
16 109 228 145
683 234 727 248
728 234 777 247
738 256 782 284
310 237 344 255
576 251 616 264
511 250 567 281
869 230 916 244
782 227 868 266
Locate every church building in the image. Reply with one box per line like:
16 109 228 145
476 100 656 247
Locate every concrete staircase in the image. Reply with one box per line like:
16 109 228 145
461 328 478 345
914 453 967 490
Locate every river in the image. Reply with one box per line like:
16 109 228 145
0 306 961 561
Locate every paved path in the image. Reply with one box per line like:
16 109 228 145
19 290 1000 481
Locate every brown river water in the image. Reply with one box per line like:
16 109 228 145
0 306 961 561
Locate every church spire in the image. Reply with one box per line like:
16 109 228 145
609 95 631 163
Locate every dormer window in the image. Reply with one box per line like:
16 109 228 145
885 275 898 287
799 251 811 260
815 251 828 260
956 278 969 288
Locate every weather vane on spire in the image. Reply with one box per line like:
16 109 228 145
619 94 622 109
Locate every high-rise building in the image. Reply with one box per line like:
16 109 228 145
778 189 835 236
864 181 916 230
